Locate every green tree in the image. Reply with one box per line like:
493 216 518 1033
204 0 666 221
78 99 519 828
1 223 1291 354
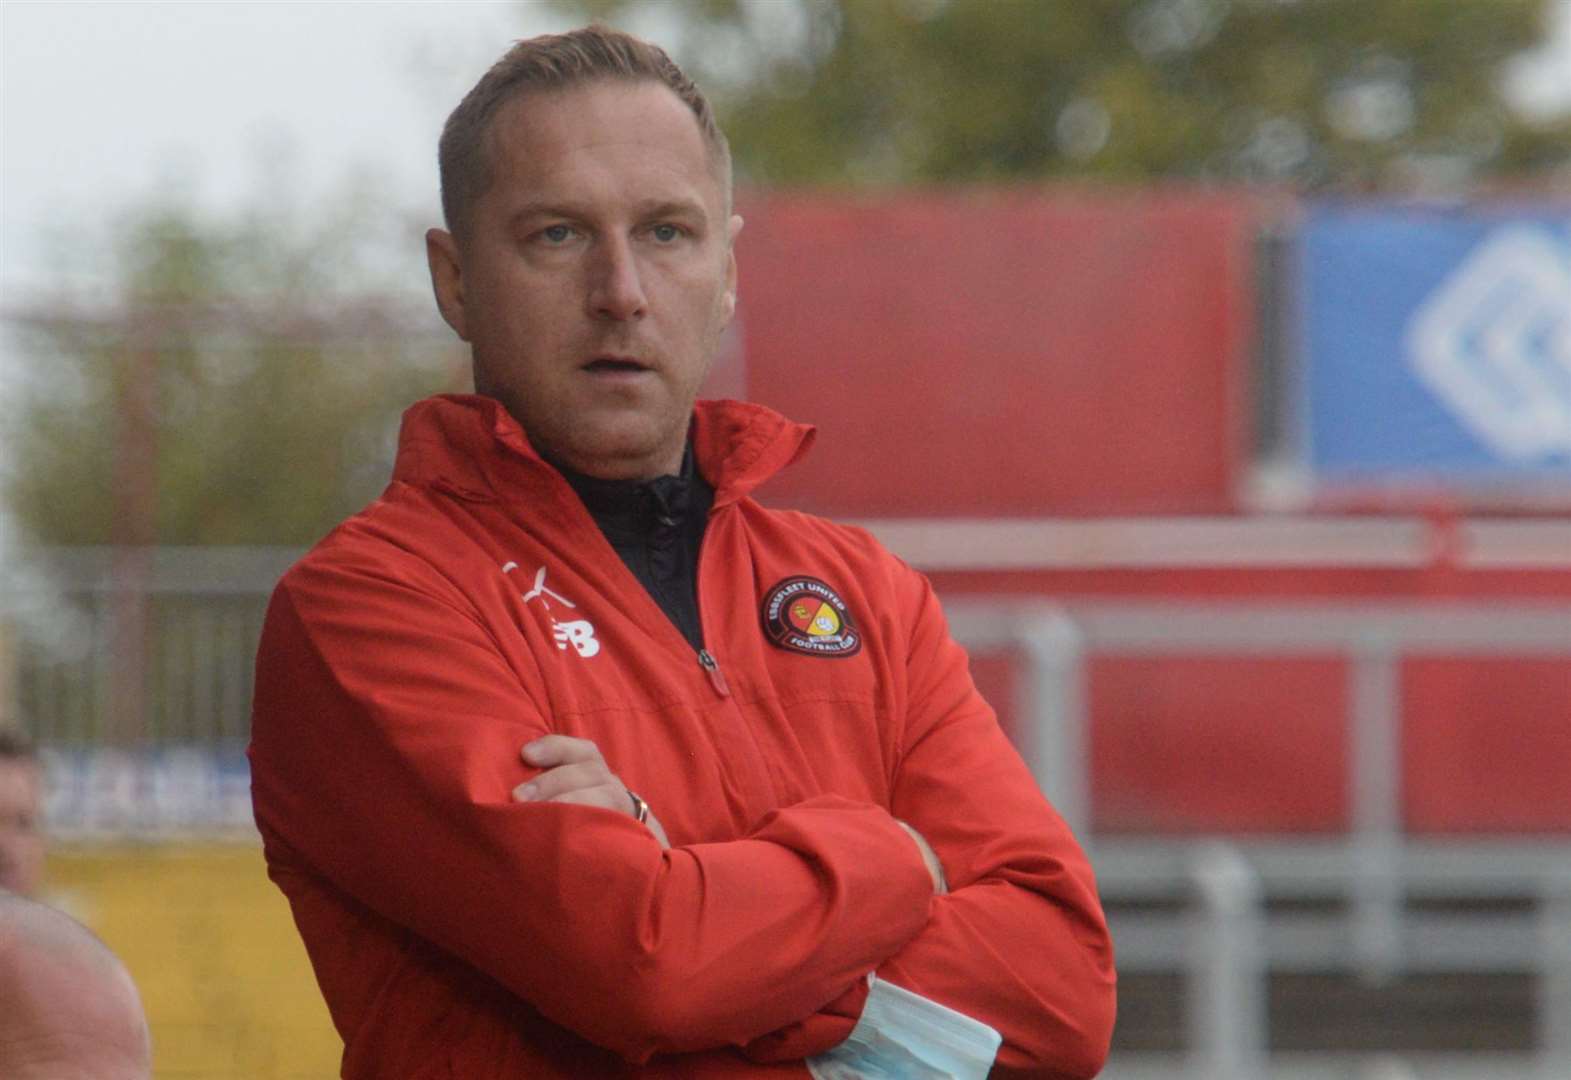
2 193 463 547
552 0 1570 189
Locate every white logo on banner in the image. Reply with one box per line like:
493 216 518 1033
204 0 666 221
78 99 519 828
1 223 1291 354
1405 226 1571 462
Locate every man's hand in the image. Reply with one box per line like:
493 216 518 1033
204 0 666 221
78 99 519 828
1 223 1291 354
513 735 670 848
897 820 947 895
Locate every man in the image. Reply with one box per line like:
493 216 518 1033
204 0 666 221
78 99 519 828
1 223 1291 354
0 729 44 898
250 25 1115 1079
0 891 153 1079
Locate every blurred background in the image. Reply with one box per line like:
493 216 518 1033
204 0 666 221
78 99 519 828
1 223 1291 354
2 1 1569 1077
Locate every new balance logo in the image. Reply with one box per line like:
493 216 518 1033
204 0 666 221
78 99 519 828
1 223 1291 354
519 565 574 608
502 562 601 658
552 620 599 656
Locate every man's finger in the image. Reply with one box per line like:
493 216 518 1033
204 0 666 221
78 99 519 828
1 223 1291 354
513 761 615 802
547 785 631 812
521 735 604 768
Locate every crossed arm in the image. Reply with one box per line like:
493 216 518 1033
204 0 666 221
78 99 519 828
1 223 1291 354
249 548 1114 1075
514 734 947 894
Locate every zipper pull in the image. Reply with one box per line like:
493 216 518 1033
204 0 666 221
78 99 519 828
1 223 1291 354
697 649 731 697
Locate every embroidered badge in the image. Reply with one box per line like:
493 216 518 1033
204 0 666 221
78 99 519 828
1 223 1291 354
503 562 600 658
761 577 863 658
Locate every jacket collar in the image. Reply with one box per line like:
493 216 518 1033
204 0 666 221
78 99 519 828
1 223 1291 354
557 444 705 541
391 394 815 509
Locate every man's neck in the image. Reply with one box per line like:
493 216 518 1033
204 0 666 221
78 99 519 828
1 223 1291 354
553 443 695 495
539 443 687 484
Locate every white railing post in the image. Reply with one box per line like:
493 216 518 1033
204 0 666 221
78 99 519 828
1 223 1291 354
1188 842 1268 1080
1017 611 1087 842
1349 631 1403 984
1541 870 1571 1066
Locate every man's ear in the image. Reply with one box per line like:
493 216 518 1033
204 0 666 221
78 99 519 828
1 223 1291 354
426 228 469 341
721 213 743 321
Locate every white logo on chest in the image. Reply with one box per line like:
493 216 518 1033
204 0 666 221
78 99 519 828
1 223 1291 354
502 562 600 658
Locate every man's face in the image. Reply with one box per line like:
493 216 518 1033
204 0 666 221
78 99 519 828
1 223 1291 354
427 79 741 480
0 758 44 896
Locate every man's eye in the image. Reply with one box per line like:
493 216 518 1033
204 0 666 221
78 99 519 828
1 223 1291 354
540 224 574 244
650 224 681 243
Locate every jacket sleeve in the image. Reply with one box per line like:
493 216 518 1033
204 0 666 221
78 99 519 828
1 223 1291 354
744 567 1116 1078
247 544 937 1064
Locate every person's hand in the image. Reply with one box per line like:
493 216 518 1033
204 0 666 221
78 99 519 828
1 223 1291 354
896 820 947 895
513 735 670 848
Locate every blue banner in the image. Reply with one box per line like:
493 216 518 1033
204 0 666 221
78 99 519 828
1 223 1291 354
40 745 255 838
1298 206 1571 488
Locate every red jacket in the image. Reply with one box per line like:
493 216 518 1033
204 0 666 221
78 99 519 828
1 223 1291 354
249 394 1115 1078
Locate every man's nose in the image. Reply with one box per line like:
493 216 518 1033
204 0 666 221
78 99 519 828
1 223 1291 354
587 236 648 321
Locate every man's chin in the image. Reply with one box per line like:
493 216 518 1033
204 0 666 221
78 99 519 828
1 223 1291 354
555 420 685 480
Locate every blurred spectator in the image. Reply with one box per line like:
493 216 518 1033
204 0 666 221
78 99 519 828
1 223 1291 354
0 890 152 1079
0 730 44 897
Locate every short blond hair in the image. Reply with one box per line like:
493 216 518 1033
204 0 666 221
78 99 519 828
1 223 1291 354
438 25 731 239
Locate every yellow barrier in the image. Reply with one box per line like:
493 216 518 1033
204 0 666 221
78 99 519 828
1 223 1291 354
44 842 342 1080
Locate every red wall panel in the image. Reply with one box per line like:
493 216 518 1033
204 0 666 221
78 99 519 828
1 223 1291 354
943 570 1569 834
1089 656 1349 834
1403 657 1571 834
972 647 1571 836
734 191 1258 517
924 566 1571 601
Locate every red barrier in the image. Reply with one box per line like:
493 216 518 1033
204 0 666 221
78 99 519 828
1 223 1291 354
1089 656 1349 833
1404 657 1571 834
734 190 1258 516
954 567 1570 835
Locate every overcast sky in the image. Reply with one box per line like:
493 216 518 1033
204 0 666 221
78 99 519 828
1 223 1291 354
3 0 1570 300
0 1 573 296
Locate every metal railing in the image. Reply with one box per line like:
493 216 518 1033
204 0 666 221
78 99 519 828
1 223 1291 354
945 597 1571 1077
4 546 294 747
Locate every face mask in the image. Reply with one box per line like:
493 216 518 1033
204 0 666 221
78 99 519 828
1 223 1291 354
806 975 1002 1080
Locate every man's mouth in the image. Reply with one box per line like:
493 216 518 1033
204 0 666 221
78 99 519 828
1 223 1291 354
583 355 650 374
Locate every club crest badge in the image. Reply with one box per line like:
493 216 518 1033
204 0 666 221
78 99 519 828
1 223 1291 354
761 576 863 658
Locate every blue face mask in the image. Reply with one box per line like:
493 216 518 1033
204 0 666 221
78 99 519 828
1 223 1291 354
806 975 1002 1080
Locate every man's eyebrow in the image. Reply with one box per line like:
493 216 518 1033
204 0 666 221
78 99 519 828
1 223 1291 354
506 201 587 229
505 196 709 230
634 197 707 220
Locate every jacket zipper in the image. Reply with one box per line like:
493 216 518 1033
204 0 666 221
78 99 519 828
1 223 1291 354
692 496 732 698
697 649 731 697
695 484 779 810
